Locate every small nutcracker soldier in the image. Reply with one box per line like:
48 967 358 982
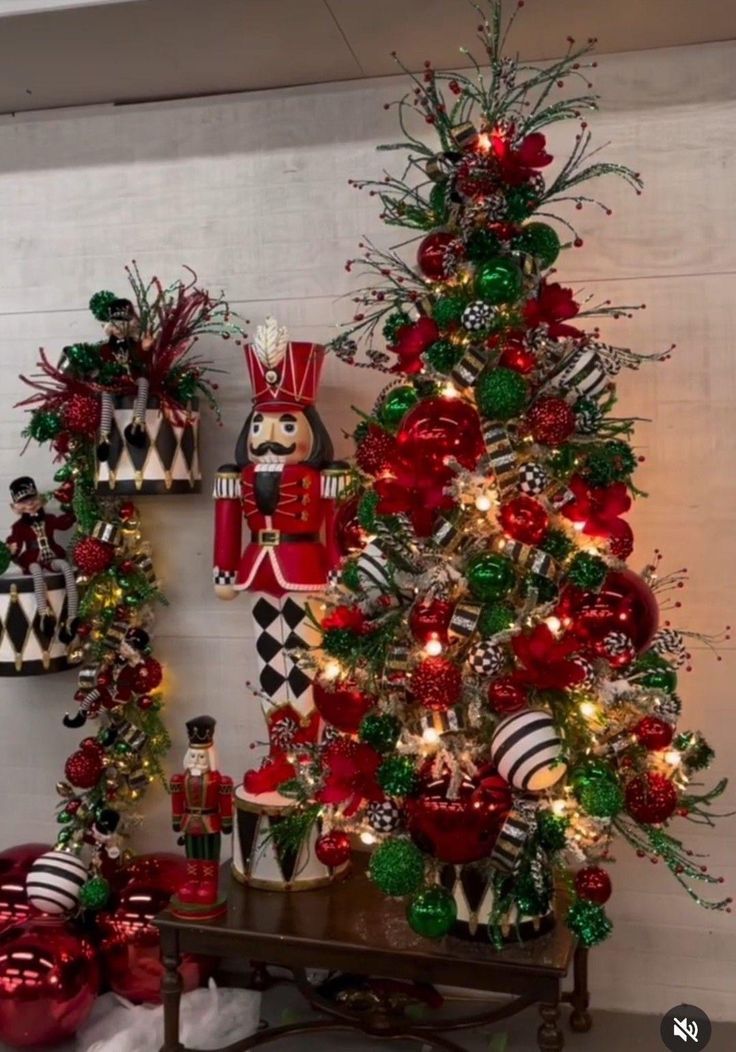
93 297 154 461
169 715 233 919
212 318 346 795
5 476 78 641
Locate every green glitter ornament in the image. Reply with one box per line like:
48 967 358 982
407 885 457 938
383 312 410 344
98 361 126 385
477 602 516 638
432 294 468 329
357 490 380 532
54 464 73 483
572 763 624 818
567 898 613 947
475 259 523 306
79 875 110 911
476 368 528 421
64 342 100 375
465 228 502 264
633 652 677 693
378 755 418 797
376 386 419 430
369 838 426 897
466 553 516 602
322 628 361 660
539 529 574 561
515 223 561 268
536 810 569 853
424 340 463 373
176 371 200 402
56 829 72 846
567 552 608 590
89 290 118 322
56 810 73 824
27 410 63 443
341 561 361 592
359 712 401 753
583 440 637 487
0 542 11 576
524 573 558 604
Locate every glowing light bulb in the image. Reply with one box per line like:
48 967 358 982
573 522 586 533
552 799 567 817
442 382 458 399
422 727 440 746
475 493 492 512
664 750 682 767
360 831 376 845
579 700 597 720
425 637 443 657
545 616 562 635
323 660 342 681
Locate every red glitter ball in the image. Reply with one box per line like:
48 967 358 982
633 716 674 752
526 397 576 446
410 656 462 711
625 772 678 824
356 426 398 476
574 866 612 904
63 394 101 437
74 536 114 576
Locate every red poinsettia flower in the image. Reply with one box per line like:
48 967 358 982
562 475 634 553
322 605 369 634
490 129 553 186
390 317 439 375
524 281 583 338
374 459 454 536
512 623 585 691
317 741 384 817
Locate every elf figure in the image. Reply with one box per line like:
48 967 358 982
170 716 233 918
212 318 346 793
6 476 78 641
93 297 154 461
64 625 152 727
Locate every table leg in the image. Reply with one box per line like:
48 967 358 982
160 930 184 1052
538 998 564 1051
569 945 592 1033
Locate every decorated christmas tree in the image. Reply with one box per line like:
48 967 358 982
277 2 732 945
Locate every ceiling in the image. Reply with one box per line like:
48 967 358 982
1 0 735 115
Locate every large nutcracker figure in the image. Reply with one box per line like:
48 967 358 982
213 319 348 888
169 715 233 919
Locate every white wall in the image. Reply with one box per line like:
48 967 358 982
0 39 734 1020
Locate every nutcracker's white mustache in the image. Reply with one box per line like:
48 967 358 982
250 440 296 457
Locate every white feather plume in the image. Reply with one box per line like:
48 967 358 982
252 316 289 369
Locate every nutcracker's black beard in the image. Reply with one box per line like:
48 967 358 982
253 470 282 515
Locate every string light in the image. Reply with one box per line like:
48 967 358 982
475 493 492 512
664 749 682 767
424 637 443 657
579 700 597 720
360 831 376 845
323 660 342 681
442 381 459 398
422 727 440 746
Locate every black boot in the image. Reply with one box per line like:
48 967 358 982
124 419 147 449
58 617 79 645
40 609 57 638
97 437 111 462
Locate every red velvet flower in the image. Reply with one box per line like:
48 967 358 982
562 475 634 552
390 317 439 375
317 741 384 817
322 605 369 633
374 459 454 536
490 129 553 186
524 281 582 338
512 624 586 690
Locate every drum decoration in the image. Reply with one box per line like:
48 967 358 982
96 396 200 495
232 789 349 891
439 862 554 942
0 571 69 675
26 850 89 917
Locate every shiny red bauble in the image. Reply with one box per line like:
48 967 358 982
73 536 114 576
499 342 537 374
406 762 512 864
417 231 464 279
0 844 49 935
313 677 377 733
0 919 99 1046
557 569 659 653
625 772 678 824
64 748 103 789
526 397 576 446
62 393 101 437
410 656 462 711
409 598 455 646
486 676 528 714
53 480 75 506
315 831 352 869
132 658 163 694
575 866 612 905
498 495 549 545
396 396 484 474
118 501 138 523
334 496 367 556
633 716 674 752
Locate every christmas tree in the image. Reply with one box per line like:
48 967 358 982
280 1 731 946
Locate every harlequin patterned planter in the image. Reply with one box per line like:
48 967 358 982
440 862 555 943
0 571 69 675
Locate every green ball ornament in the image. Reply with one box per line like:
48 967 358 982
89 289 118 322
64 342 100 374
378 755 418 797
359 712 401 753
547 444 579 478
56 810 73 825
54 465 73 483
475 259 523 305
176 371 199 401
432 294 467 329
539 529 574 561
536 810 569 853
637 664 677 694
322 628 361 660
424 340 463 373
478 602 516 638
515 223 561 268
369 838 426 897
79 875 110 911
28 410 63 443
567 898 613 947
376 385 420 430
407 885 457 938
567 552 608 591
476 368 528 421
466 553 516 602
574 767 624 818
583 440 637 487
56 829 72 846
0 542 11 576
114 742 131 755
465 228 502 264
382 312 410 344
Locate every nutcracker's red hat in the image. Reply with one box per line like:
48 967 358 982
245 339 326 413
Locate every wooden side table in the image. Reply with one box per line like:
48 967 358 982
155 859 591 1052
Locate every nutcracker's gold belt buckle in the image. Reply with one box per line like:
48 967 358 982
257 529 280 546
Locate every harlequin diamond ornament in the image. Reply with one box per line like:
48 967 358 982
466 640 506 677
518 461 550 496
367 798 404 834
461 301 494 332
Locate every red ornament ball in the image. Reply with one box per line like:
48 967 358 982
63 393 101 437
417 231 464 279
527 397 576 446
409 598 455 646
405 762 511 864
54 480 75 506
499 342 537 374
313 678 376 733
625 772 678 824
558 568 659 653
487 676 528 715
118 501 138 523
454 153 499 201
608 524 634 561
137 694 155 711
410 656 462 711
396 396 484 474
64 748 103 789
132 658 163 694
74 536 114 576
633 716 674 752
80 736 104 755
314 831 352 869
333 497 366 556
356 426 398 476
575 866 612 905
498 495 549 545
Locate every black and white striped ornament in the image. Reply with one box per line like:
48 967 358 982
367 798 404 834
544 346 609 402
571 654 596 686
654 692 683 725
26 850 89 917
650 629 687 668
574 398 603 435
518 461 550 496
488 807 533 875
600 631 637 669
466 640 506 677
462 301 494 332
490 709 566 792
356 542 392 597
